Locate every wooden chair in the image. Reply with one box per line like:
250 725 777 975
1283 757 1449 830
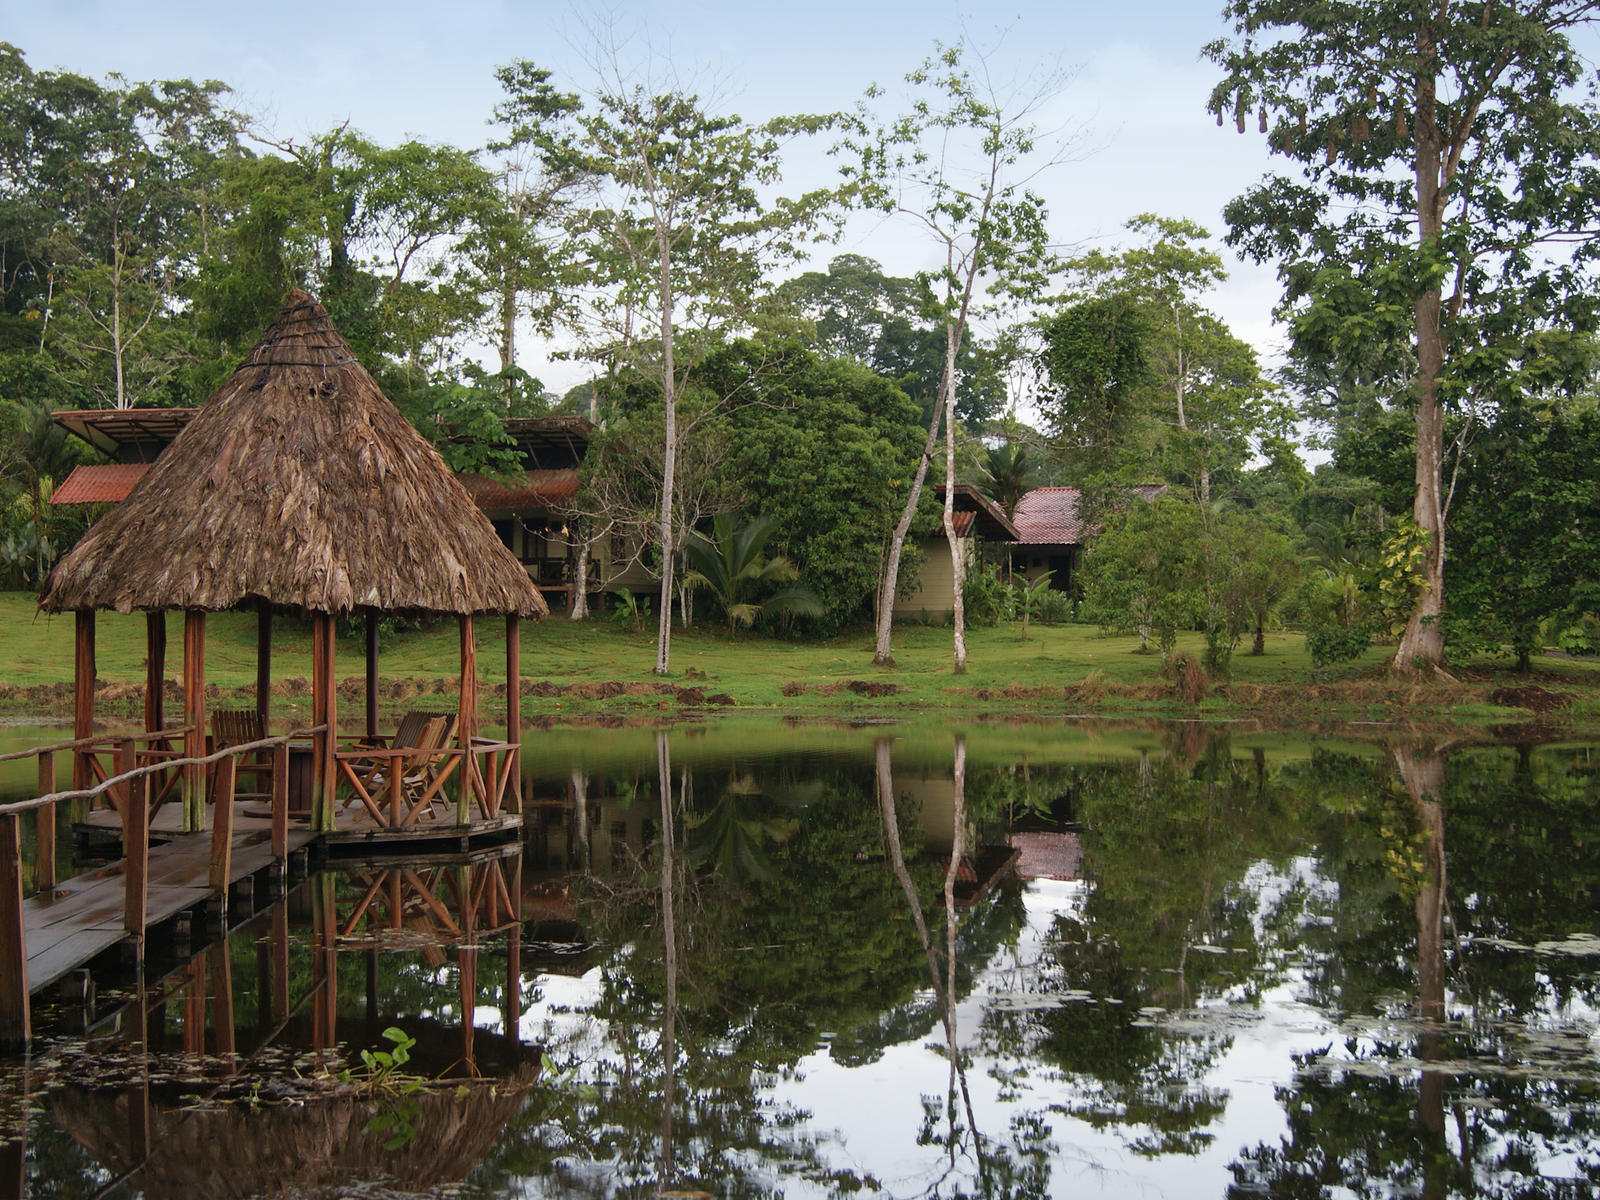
210 709 271 803
346 716 449 826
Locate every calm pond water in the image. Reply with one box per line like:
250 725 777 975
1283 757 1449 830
4 719 1600 1198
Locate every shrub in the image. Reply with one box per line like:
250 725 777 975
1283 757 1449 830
963 562 1011 627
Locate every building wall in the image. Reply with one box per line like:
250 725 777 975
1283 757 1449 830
892 535 978 620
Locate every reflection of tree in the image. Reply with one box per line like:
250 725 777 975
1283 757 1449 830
976 733 1305 1156
1230 742 1600 1198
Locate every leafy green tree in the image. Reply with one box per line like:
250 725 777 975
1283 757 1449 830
842 37 1065 671
777 252 1006 424
1446 398 1600 668
712 339 930 632
682 512 823 633
1037 294 1154 482
1051 215 1290 503
1079 492 1206 659
560 56 837 674
482 59 586 371
1208 1 1600 673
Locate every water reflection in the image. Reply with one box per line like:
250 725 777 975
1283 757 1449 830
5 724 1600 1197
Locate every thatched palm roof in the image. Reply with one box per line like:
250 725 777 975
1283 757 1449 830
40 291 548 619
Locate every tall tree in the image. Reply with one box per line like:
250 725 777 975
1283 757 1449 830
1056 214 1288 503
842 38 1065 671
563 51 836 673
1208 0 1600 674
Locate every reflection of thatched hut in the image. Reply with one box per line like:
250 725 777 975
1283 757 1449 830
49 1058 539 1199
39 290 547 832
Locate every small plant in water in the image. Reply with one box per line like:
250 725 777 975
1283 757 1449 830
338 1026 424 1151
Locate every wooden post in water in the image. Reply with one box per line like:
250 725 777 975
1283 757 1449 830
256 603 272 734
0 812 30 1049
73 610 95 792
209 756 235 895
506 614 521 814
144 612 165 736
36 751 56 894
122 743 148 963
182 610 206 833
457 615 478 823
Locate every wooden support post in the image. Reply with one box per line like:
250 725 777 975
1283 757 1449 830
310 613 338 833
459 945 478 1073
144 611 166 736
0 813 29 1049
73 610 95 791
256 603 272 733
506 613 521 814
183 610 206 833
209 756 235 894
365 610 379 743
270 741 289 862
123 754 148 960
36 751 56 894
457 615 477 823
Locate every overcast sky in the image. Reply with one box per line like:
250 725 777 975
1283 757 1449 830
9 1 1293 396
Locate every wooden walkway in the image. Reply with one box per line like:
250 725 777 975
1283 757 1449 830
30 817 316 993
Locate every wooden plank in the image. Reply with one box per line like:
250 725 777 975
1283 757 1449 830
27 928 124 992
0 814 29 1046
458 615 477 821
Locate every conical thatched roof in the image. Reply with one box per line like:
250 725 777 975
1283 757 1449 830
40 291 548 619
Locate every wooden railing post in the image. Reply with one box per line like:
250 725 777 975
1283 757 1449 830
209 756 235 895
35 751 56 894
0 812 29 1049
270 742 289 863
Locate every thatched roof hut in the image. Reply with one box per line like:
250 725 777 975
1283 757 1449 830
36 290 541 836
40 289 546 620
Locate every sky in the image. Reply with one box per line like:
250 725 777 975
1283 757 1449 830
7 0 1293 397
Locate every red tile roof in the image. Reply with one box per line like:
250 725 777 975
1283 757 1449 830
1011 485 1165 545
461 468 580 511
50 463 150 505
1012 487 1087 544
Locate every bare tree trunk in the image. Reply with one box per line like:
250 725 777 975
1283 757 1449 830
942 323 967 674
570 768 589 869
1394 27 1447 675
873 400 943 666
655 243 677 676
569 519 589 620
497 276 517 371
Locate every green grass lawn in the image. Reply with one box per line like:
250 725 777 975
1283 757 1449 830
3 591 1597 725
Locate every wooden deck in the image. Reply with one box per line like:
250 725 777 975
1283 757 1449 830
31 813 316 993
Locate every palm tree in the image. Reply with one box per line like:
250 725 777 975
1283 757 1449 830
981 441 1033 518
683 513 823 633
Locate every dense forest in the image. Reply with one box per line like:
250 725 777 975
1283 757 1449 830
4 1 1600 677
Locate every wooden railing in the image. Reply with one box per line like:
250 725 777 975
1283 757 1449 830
0 725 325 1047
332 738 520 830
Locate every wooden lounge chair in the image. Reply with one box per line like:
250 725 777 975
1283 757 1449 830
210 709 270 803
343 713 459 826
